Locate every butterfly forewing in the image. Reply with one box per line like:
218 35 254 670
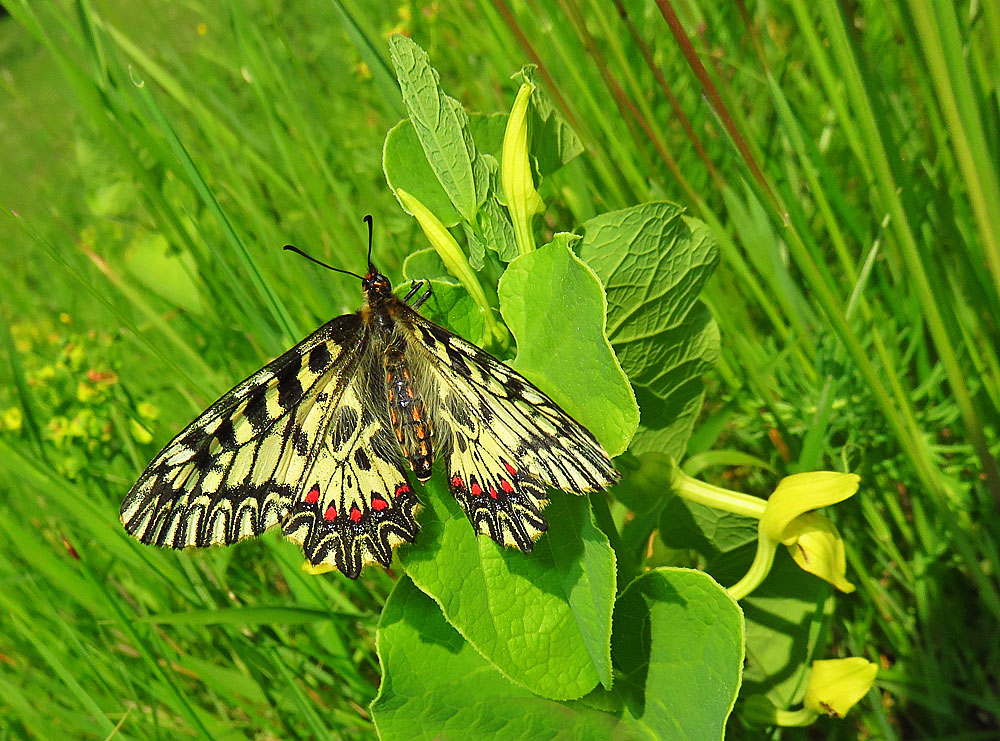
120 315 365 551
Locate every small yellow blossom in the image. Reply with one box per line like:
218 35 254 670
804 658 878 718
197 22 208 36
137 402 159 420
783 512 855 593
353 62 372 80
66 343 86 369
1 407 23 431
77 381 97 403
35 365 57 383
47 417 69 446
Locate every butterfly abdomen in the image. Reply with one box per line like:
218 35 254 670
384 336 434 482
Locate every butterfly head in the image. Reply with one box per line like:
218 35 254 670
362 267 393 301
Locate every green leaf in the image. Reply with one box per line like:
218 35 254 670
399 477 616 700
612 568 744 739
499 241 638 456
400 251 488 345
658 498 759 558
402 246 450 280
475 194 519 262
372 576 625 739
388 35 487 223
124 232 206 315
383 119 461 227
469 112 508 160
578 203 719 458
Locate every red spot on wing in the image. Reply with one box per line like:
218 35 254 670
471 482 483 497
350 505 363 523
503 461 517 477
488 485 498 500
501 479 514 493
305 485 320 504
372 496 388 511
323 506 337 521
395 483 411 498
451 475 464 489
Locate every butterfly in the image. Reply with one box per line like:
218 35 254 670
120 217 619 578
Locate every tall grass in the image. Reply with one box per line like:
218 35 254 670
0 0 997 737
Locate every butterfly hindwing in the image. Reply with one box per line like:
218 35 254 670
120 315 365 552
281 352 420 578
393 303 619 550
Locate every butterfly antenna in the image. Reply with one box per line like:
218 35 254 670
283 245 364 280
364 214 375 272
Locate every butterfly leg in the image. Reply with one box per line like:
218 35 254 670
402 281 424 304
411 285 432 310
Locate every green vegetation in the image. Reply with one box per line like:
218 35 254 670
1 1 997 738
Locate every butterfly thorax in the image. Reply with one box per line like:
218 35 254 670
361 267 435 482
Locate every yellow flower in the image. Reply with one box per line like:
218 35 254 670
137 402 159 420
804 658 878 718
670 470 860 600
1 407 23 431
760 472 860 542
77 381 97 403
501 83 544 256
783 512 855 593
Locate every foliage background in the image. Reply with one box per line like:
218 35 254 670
1 0 998 738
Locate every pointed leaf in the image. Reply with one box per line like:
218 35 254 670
388 35 487 223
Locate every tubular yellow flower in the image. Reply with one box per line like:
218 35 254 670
760 472 860 542
501 83 544 256
803 658 878 718
727 472 860 600
396 188 506 346
783 512 855 593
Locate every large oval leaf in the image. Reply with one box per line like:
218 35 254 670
372 576 627 739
